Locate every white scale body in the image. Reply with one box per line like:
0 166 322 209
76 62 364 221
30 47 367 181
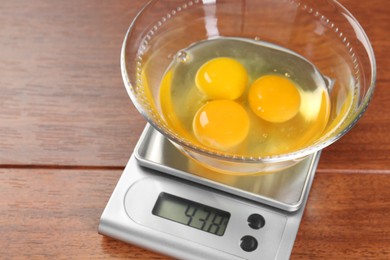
99 125 320 259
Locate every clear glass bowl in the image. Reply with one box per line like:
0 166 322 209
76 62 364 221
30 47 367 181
121 0 376 174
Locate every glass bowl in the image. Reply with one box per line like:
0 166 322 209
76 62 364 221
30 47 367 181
121 0 376 174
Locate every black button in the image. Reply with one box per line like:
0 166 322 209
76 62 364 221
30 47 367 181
240 235 258 252
247 214 265 229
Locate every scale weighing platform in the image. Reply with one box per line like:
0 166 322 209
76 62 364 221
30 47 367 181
99 124 320 260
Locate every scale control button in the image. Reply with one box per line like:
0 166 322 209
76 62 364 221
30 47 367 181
240 235 258 252
247 213 265 229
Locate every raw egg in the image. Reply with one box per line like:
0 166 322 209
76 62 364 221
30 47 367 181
248 75 301 123
195 57 248 100
193 100 250 149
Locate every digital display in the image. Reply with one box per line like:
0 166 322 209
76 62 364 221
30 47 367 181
152 192 230 236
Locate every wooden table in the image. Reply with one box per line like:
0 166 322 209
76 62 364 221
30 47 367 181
1 0 389 259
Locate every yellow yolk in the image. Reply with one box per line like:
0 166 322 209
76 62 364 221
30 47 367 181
193 100 250 149
195 57 248 100
248 75 301 123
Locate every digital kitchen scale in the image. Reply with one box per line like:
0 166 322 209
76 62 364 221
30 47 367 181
98 124 320 259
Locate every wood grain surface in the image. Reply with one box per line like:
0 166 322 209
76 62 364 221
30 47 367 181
1 0 389 259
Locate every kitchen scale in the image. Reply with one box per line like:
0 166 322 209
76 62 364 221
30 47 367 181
99 124 320 260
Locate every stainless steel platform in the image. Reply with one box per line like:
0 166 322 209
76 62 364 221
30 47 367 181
134 124 320 212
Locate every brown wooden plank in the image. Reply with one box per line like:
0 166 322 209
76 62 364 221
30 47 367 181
0 168 170 259
1 168 389 259
0 1 147 166
0 0 389 170
319 0 390 170
293 171 390 259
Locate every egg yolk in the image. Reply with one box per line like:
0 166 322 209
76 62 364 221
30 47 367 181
248 75 301 123
193 100 250 149
195 57 248 100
